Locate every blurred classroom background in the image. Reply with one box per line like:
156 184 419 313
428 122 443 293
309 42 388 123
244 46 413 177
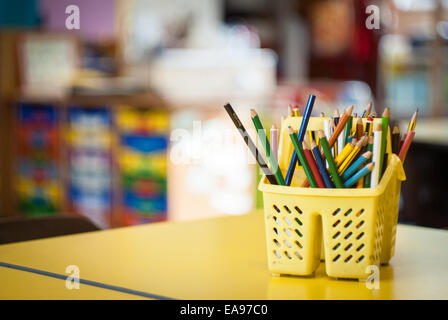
0 0 447 239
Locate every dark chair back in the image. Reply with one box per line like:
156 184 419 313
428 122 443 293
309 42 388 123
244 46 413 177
0 216 100 245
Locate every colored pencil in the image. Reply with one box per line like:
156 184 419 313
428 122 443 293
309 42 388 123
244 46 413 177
356 176 364 188
331 119 338 157
285 94 316 186
298 95 316 141
342 151 372 180
323 119 332 140
327 105 354 148
381 153 389 178
337 129 344 155
289 127 317 188
270 124 278 161
399 132 406 151
338 136 367 174
347 135 355 143
363 136 374 188
356 117 363 140
224 103 278 184
344 163 375 188
407 110 418 132
319 130 343 188
370 123 382 188
365 115 373 136
379 108 390 178
311 139 333 188
308 130 314 147
343 115 353 146
303 139 325 188
398 130 415 163
392 126 400 154
293 105 299 117
335 140 356 166
333 109 340 126
361 102 372 118
334 109 343 155
288 105 294 117
251 109 285 185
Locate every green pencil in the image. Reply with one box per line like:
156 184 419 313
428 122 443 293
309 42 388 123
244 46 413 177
343 115 353 146
379 108 390 178
363 135 374 188
251 109 285 185
288 127 317 188
318 130 343 188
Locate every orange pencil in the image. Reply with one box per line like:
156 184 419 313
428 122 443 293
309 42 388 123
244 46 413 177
328 105 354 148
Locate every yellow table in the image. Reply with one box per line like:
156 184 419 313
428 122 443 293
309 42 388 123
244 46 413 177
0 265 144 300
1 212 448 299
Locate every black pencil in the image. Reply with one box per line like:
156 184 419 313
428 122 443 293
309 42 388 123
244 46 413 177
224 103 278 185
392 126 400 154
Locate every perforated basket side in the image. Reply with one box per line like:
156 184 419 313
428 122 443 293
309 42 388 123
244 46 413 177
263 191 322 276
322 199 380 279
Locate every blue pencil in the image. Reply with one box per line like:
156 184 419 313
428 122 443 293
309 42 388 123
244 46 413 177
285 94 316 186
341 151 372 180
311 140 333 188
344 163 375 188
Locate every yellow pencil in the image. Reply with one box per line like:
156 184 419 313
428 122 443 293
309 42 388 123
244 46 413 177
407 110 418 132
293 105 300 117
338 136 368 174
288 105 294 117
334 140 356 166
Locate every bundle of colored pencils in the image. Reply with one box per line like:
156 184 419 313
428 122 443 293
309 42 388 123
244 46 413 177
224 97 416 189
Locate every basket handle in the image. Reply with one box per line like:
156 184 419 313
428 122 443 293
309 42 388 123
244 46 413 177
393 154 406 181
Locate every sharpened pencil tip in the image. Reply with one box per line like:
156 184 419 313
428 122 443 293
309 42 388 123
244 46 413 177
375 123 382 131
364 151 373 159
318 130 326 138
250 109 257 117
346 105 354 115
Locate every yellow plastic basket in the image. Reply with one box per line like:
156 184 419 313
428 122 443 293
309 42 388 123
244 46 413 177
258 116 406 279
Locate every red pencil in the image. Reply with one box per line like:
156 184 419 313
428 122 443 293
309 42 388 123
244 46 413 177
398 130 415 163
302 140 325 188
